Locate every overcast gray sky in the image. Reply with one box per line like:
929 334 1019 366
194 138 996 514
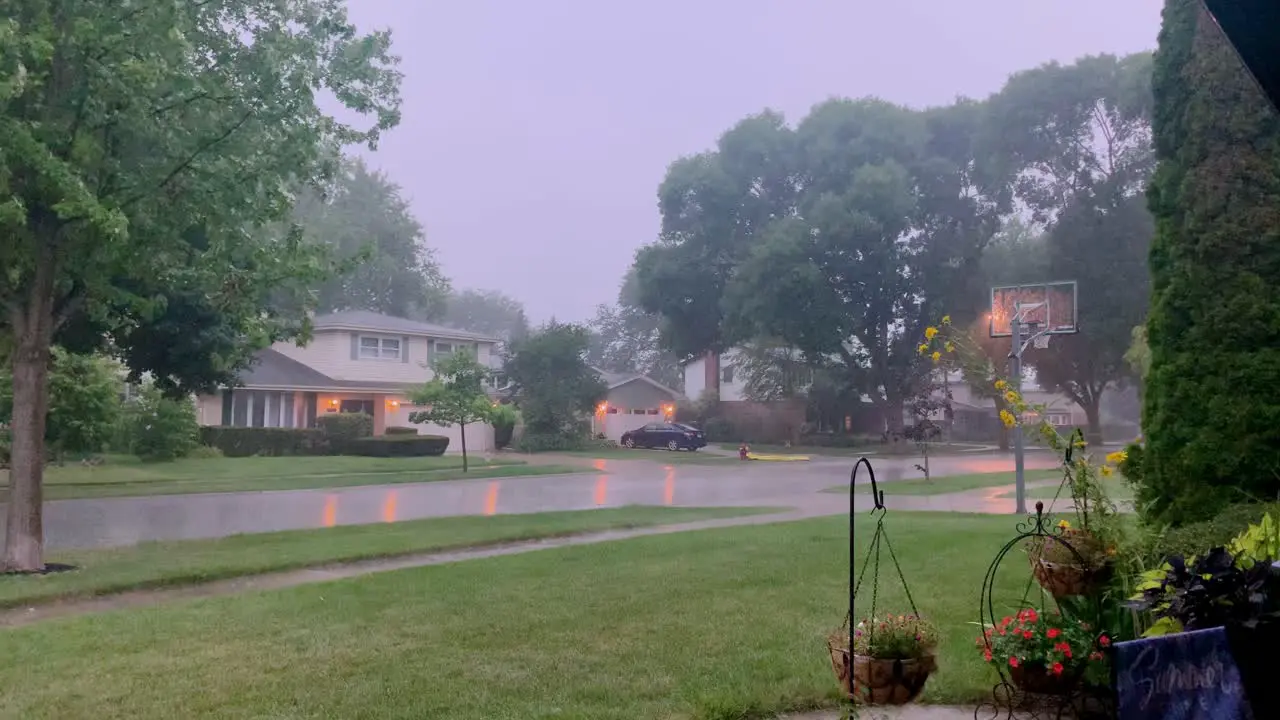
345 0 1163 323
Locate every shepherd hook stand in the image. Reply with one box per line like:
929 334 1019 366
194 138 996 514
848 457 920 670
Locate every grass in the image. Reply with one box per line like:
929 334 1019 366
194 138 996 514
561 447 734 463
1 455 586 500
720 442 987 457
0 512 1029 718
0 506 778 610
825 469 1059 496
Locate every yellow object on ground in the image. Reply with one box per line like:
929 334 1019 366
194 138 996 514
746 453 810 462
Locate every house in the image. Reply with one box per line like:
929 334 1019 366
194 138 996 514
195 311 503 452
683 349 811 441
931 371 1088 442
590 369 683 441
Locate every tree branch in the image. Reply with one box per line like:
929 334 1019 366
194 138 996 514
120 110 255 209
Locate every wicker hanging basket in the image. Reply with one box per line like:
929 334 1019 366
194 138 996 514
827 634 936 705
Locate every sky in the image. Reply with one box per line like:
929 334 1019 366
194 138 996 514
343 0 1165 324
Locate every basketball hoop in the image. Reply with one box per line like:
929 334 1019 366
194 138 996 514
1032 334 1051 350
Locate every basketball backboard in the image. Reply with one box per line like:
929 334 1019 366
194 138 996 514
989 281 1078 338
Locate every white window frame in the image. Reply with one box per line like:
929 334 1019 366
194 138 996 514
359 335 401 361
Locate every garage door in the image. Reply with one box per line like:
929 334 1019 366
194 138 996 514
602 412 654 442
386 406 495 454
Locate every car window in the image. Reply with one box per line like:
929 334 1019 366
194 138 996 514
641 424 660 432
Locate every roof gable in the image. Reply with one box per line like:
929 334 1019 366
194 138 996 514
312 311 499 343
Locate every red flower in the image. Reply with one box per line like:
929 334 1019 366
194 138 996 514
1023 631 1033 639
1099 635 1111 647
984 649 993 662
1009 657 1020 668
1046 628 1061 639
1000 616 1013 627
1051 662 1064 675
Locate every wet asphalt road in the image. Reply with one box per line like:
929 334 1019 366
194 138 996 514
1 451 1061 550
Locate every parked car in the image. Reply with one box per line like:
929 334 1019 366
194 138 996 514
621 422 707 451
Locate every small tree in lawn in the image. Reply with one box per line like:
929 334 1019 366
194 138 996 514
409 352 496 472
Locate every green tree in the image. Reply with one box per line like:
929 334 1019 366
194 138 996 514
0 349 122 460
441 289 530 341
505 322 607 438
408 351 495 472
587 270 682 390
299 158 449 320
1125 325 1151 381
127 385 200 462
1141 0 1280 524
0 1 401 570
633 111 798 358
981 52 1156 443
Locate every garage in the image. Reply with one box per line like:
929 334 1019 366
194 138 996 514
592 372 682 442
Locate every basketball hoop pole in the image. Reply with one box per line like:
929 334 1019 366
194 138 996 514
1009 317 1028 515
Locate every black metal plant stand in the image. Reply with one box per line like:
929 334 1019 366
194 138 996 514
974 437 1115 720
838 457 931 707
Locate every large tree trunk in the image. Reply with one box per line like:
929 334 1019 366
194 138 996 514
1083 395 1104 447
3 311 54 572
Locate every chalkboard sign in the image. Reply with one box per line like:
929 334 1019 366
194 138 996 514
1114 627 1254 720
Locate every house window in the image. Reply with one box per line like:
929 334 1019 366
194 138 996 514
722 365 736 384
359 336 401 360
1046 413 1070 426
435 342 454 357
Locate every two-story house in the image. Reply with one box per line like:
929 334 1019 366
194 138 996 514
194 311 503 452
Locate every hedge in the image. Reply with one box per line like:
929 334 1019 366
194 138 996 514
199 427 327 458
339 434 450 458
385 426 419 436
316 412 373 440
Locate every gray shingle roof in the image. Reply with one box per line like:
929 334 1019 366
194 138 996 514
237 349 339 389
312 311 500 343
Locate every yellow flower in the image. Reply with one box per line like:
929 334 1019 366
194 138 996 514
1105 450 1128 466
941 315 952 326
944 341 955 353
999 409 1017 428
994 379 1008 391
918 343 929 355
931 351 942 364
1058 519 1071 530
924 326 938 340
1004 390 1019 405
1100 465 1114 477
1073 438 1087 449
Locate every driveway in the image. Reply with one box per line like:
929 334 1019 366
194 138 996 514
2 451 1061 550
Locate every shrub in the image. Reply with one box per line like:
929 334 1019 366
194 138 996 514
0 428 9 467
516 432 586 453
129 386 199 461
199 427 328 457
187 445 225 460
700 417 735 442
491 403 519 449
384 426 418 436
316 412 373 441
339 434 449 458
1156 502 1280 560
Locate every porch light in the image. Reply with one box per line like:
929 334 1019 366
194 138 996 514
328 399 339 407
388 399 400 409
596 401 608 415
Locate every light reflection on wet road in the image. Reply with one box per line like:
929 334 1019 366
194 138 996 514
1 453 1060 550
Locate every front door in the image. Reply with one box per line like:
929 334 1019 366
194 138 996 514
339 399 374 416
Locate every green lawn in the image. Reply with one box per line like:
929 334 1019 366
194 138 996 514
0 512 1029 718
2 455 585 500
825 469 1059 495
0 506 778 610
562 447 734 464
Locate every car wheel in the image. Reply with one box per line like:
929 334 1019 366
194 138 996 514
667 440 679 451
624 438 635 448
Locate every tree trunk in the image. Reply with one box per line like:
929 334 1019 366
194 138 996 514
3 327 52 572
460 422 468 472
1083 395 1104 447
993 398 1011 452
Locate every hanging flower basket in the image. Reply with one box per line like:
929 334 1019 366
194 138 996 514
1027 528 1112 599
828 615 937 705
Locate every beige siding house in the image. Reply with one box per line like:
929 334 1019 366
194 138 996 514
196 311 503 453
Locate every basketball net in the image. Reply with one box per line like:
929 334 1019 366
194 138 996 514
1032 334 1051 350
